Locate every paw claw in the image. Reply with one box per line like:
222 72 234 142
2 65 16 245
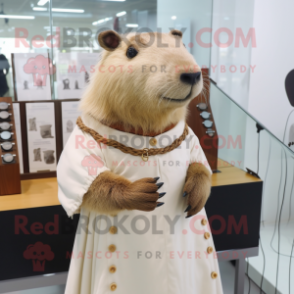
156 202 164 207
156 182 164 189
186 214 193 219
183 192 188 198
158 192 166 199
154 177 160 182
184 205 191 212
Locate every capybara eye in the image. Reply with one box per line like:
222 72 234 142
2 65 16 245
126 46 138 59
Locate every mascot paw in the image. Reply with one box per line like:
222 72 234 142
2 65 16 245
83 171 165 214
183 163 211 218
123 177 165 212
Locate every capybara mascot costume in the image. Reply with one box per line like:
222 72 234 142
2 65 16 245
58 29 223 294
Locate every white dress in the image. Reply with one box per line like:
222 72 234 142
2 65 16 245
57 114 223 294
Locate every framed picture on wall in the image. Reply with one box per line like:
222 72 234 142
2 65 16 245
12 52 54 101
61 101 81 147
56 52 101 100
25 102 57 173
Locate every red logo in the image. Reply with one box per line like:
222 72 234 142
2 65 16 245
82 154 104 175
23 242 54 272
23 55 56 87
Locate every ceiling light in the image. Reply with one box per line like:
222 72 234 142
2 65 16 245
116 11 126 17
93 17 113 25
33 7 47 11
33 7 84 13
52 8 84 13
101 0 126 2
37 0 49 6
126 24 138 28
171 16 177 20
93 19 105 25
0 15 35 19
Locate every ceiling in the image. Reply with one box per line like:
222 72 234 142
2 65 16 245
0 0 157 22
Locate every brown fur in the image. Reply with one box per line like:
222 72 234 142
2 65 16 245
184 162 212 217
82 171 161 215
80 31 203 134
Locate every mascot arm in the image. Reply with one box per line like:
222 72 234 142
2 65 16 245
57 126 163 217
183 128 212 218
57 126 110 217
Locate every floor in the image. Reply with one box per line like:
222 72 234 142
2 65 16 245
219 261 265 294
248 221 294 294
3 261 265 294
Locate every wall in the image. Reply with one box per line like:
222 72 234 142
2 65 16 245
243 0 294 225
248 0 294 144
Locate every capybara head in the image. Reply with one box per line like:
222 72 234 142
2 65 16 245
80 29 203 133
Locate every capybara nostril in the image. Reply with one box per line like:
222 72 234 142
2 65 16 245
180 72 201 85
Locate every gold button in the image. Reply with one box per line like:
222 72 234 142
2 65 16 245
110 283 117 291
204 232 210 240
211 272 218 279
207 247 213 254
109 265 116 273
108 244 116 252
149 138 157 146
109 226 117 234
201 219 207 226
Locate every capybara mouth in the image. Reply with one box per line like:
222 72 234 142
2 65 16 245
162 86 193 103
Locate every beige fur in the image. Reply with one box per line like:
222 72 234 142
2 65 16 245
184 162 212 217
80 30 203 134
81 30 209 216
82 171 161 214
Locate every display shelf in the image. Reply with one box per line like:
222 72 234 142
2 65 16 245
187 68 219 171
212 164 261 187
0 97 21 195
0 162 261 212
0 178 59 211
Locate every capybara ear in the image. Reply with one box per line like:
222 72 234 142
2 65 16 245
98 30 122 51
170 29 183 38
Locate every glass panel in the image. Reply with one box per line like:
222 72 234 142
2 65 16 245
2 0 214 101
210 81 294 294
50 0 158 100
157 0 213 67
210 0 255 109
0 0 52 100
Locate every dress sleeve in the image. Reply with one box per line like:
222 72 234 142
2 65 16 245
188 127 212 175
57 126 110 217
